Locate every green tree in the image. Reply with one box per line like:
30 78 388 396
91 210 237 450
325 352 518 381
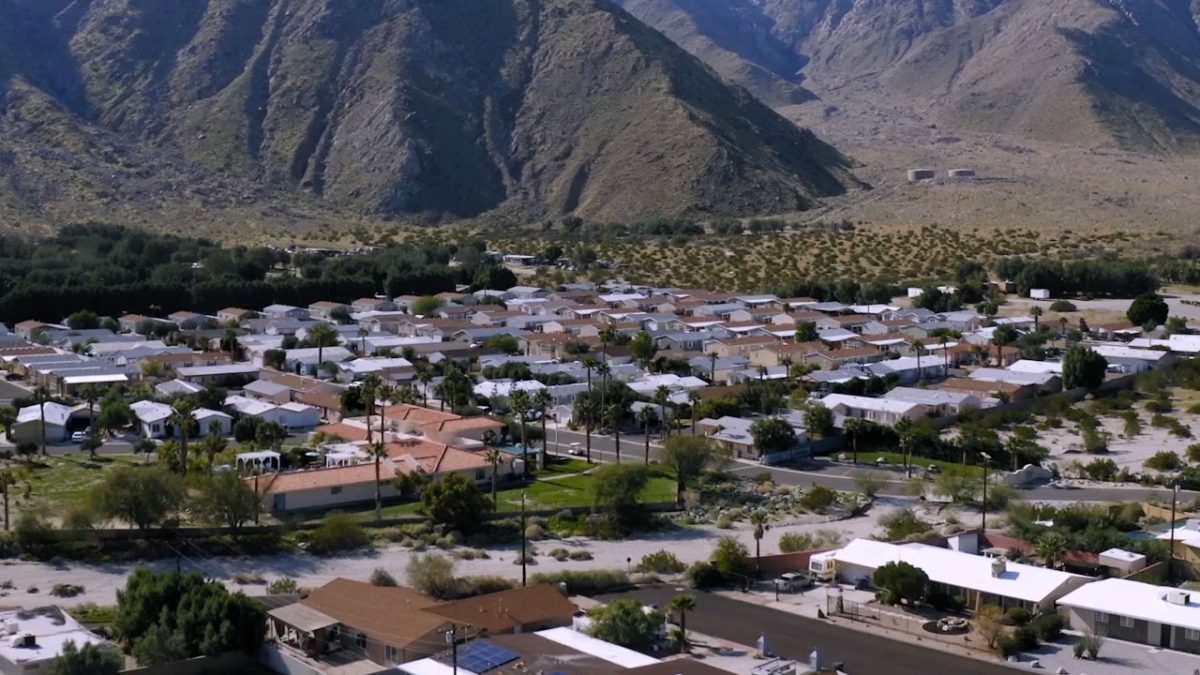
661 435 725 502
92 466 184 530
992 324 1019 365
0 405 15 442
629 331 658 369
749 510 769 575
638 406 658 465
305 322 341 368
66 310 101 331
711 536 751 577
192 472 260 531
873 561 928 605
842 417 870 464
1036 531 1068 569
168 399 197 475
421 473 492 534
412 296 445 316
485 334 521 355
587 598 663 653
795 321 818 342
1063 345 1108 390
592 463 650 533
1145 450 1183 472
1127 292 1168 327
369 442 389 522
509 389 533 478
804 404 836 439
750 417 796 455
51 640 121 675
484 448 504 506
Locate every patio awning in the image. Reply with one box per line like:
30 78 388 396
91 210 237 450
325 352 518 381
268 603 339 632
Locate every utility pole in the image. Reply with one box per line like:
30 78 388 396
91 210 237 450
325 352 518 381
444 625 459 675
520 492 528 587
979 452 992 533
1169 481 1180 582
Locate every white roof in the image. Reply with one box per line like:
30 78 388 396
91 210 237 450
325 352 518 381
1058 579 1200 631
279 402 317 413
194 407 232 421
598 293 646 303
177 364 261 377
224 395 277 417
534 627 659 668
1092 345 1169 362
17 402 74 427
970 368 1057 386
1008 359 1064 375
0 607 114 665
244 379 291 397
626 373 707 395
833 540 1086 604
399 659 479 675
818 394 925 415
817 328 859 342
1167 335 1200 354
1099 548 1146 563
340 357 415 374
130 400 173 424
884 387 978 407
472 379 547 399
62 373 129 385
155 379 203 396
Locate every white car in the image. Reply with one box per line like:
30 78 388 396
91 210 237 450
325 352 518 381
567 442 584 456
70 431 87 443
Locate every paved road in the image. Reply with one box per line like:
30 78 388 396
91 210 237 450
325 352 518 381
599 586 1019 675
545 427 1195 503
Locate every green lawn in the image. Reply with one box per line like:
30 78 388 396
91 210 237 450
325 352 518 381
351 463 677 521
537 458 594 476
22 455 144 510
859 452 984 478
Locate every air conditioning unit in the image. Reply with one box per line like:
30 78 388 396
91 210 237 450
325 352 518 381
1165 590 1190 606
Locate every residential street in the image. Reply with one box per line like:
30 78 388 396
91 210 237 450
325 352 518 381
598 585 1020 675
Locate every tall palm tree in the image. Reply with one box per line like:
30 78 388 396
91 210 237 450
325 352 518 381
1036 532 1067 570
222 327 241 359
535 389 552 470
79 385 102 432
843 417 865 465
688 391 701 435
34 385 49 456
940 335 950 373
510 389 532 478
370 441 388 522
1031 305 1043 332
638 406 658 465
485 448 503 507
168 399 197 474
357 326 370 355
361 375 382 444
606 403 624 464
668 594 697 652
750 510 769 576
418 369 433 408
306 322 340 370
596 361 611 419
708 352 718 383
599 324 618 358
653 386 672 439
578 397 597 465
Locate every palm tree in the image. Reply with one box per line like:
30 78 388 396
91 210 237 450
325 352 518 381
34 385 49 456
894 417 914 477
606 403 625 464
418 369 433 407
79 384 102 432
596 361 611 417
668 594 697 652
485 448 503 507
1036 532 1067 570
708 351 718 383
535 389 552 470
222 327 241 358
750 510 769 576
638 406 658 464
357 326 370 354
688 391 701 436
939 335 950 373
0 406 16 442
843 417 865 465
653 386 672 439
361 375 382 444
578 397 598 465
510 389 532 478
168 399 197 474
306 322 340 370
599 324 618 358
1031 305 1043 332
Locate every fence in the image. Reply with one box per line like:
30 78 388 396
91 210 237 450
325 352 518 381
826 596 991 656
122 651 250 675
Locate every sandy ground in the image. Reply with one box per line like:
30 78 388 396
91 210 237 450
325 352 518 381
0 498 972 609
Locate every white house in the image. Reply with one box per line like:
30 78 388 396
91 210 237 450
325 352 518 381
831 539 1090 612
815 394 929 427
194 408 234 436
130 400 173 438
0 606 118 675
883 387 981 416
1091 344 1174 374
1058 579 1200 655
11 402 76 444
276 402 321 430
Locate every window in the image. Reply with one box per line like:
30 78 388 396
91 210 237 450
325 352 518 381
356 633 367 649
475 469 486 481
1096 612 1108 623
330 486 343 495
1119 615 1135 629
1186 629 1200 642
386 646 399 663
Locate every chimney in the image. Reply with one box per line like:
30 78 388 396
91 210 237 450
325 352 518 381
991 557 1006 578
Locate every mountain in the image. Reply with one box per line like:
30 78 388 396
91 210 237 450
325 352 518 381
0 0 858 228
615 0 1200 152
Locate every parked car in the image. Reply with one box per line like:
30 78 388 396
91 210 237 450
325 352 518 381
777 572 815 592
70 430 87 443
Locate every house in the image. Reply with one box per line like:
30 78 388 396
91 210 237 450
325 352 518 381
194 408 233 436
308 301 348 321
216 307 257 324
12 402 78 444
1057 579 1200 655
352 297 398 313
168 311 206 328
831 539 1090 612
883 387 981 416
176 363 261 385
262 304 310 320
697 415 807 459
117 313 151 333
243 379 294 405
815 394 929 427
0 606 118 675
1092 344 1175 374
866 356 946 384
130 400 173 438
938 377 1034 403
703 335 780 358
277 402 321 430
970 368 1061 393
155 378 204 398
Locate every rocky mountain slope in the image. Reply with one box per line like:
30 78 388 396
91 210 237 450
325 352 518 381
617 0 1200 152
0 0 858 228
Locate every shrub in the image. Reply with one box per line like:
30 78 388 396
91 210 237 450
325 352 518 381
528 570 630 595
873 561 928 606
549 548 570 561
370 568 398 587
715 515 735 529
711 537 751 577
685 561 723 590
458 575 514 597
232 572 265 585
926 587 962 612
568 550 593 561
1049 300 1076 312
267 578 298 595
1013 625 1039 651
524 524 546 541
1005 606 1032 626
778 532 812 553
50 583 84 598
308 514 370 555
1031 613 1063 642
798 485 839 513
407 553 459 599
996 634 1020 658
637 550 686 574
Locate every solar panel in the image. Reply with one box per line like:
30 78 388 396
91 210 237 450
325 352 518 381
452 639 519 673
